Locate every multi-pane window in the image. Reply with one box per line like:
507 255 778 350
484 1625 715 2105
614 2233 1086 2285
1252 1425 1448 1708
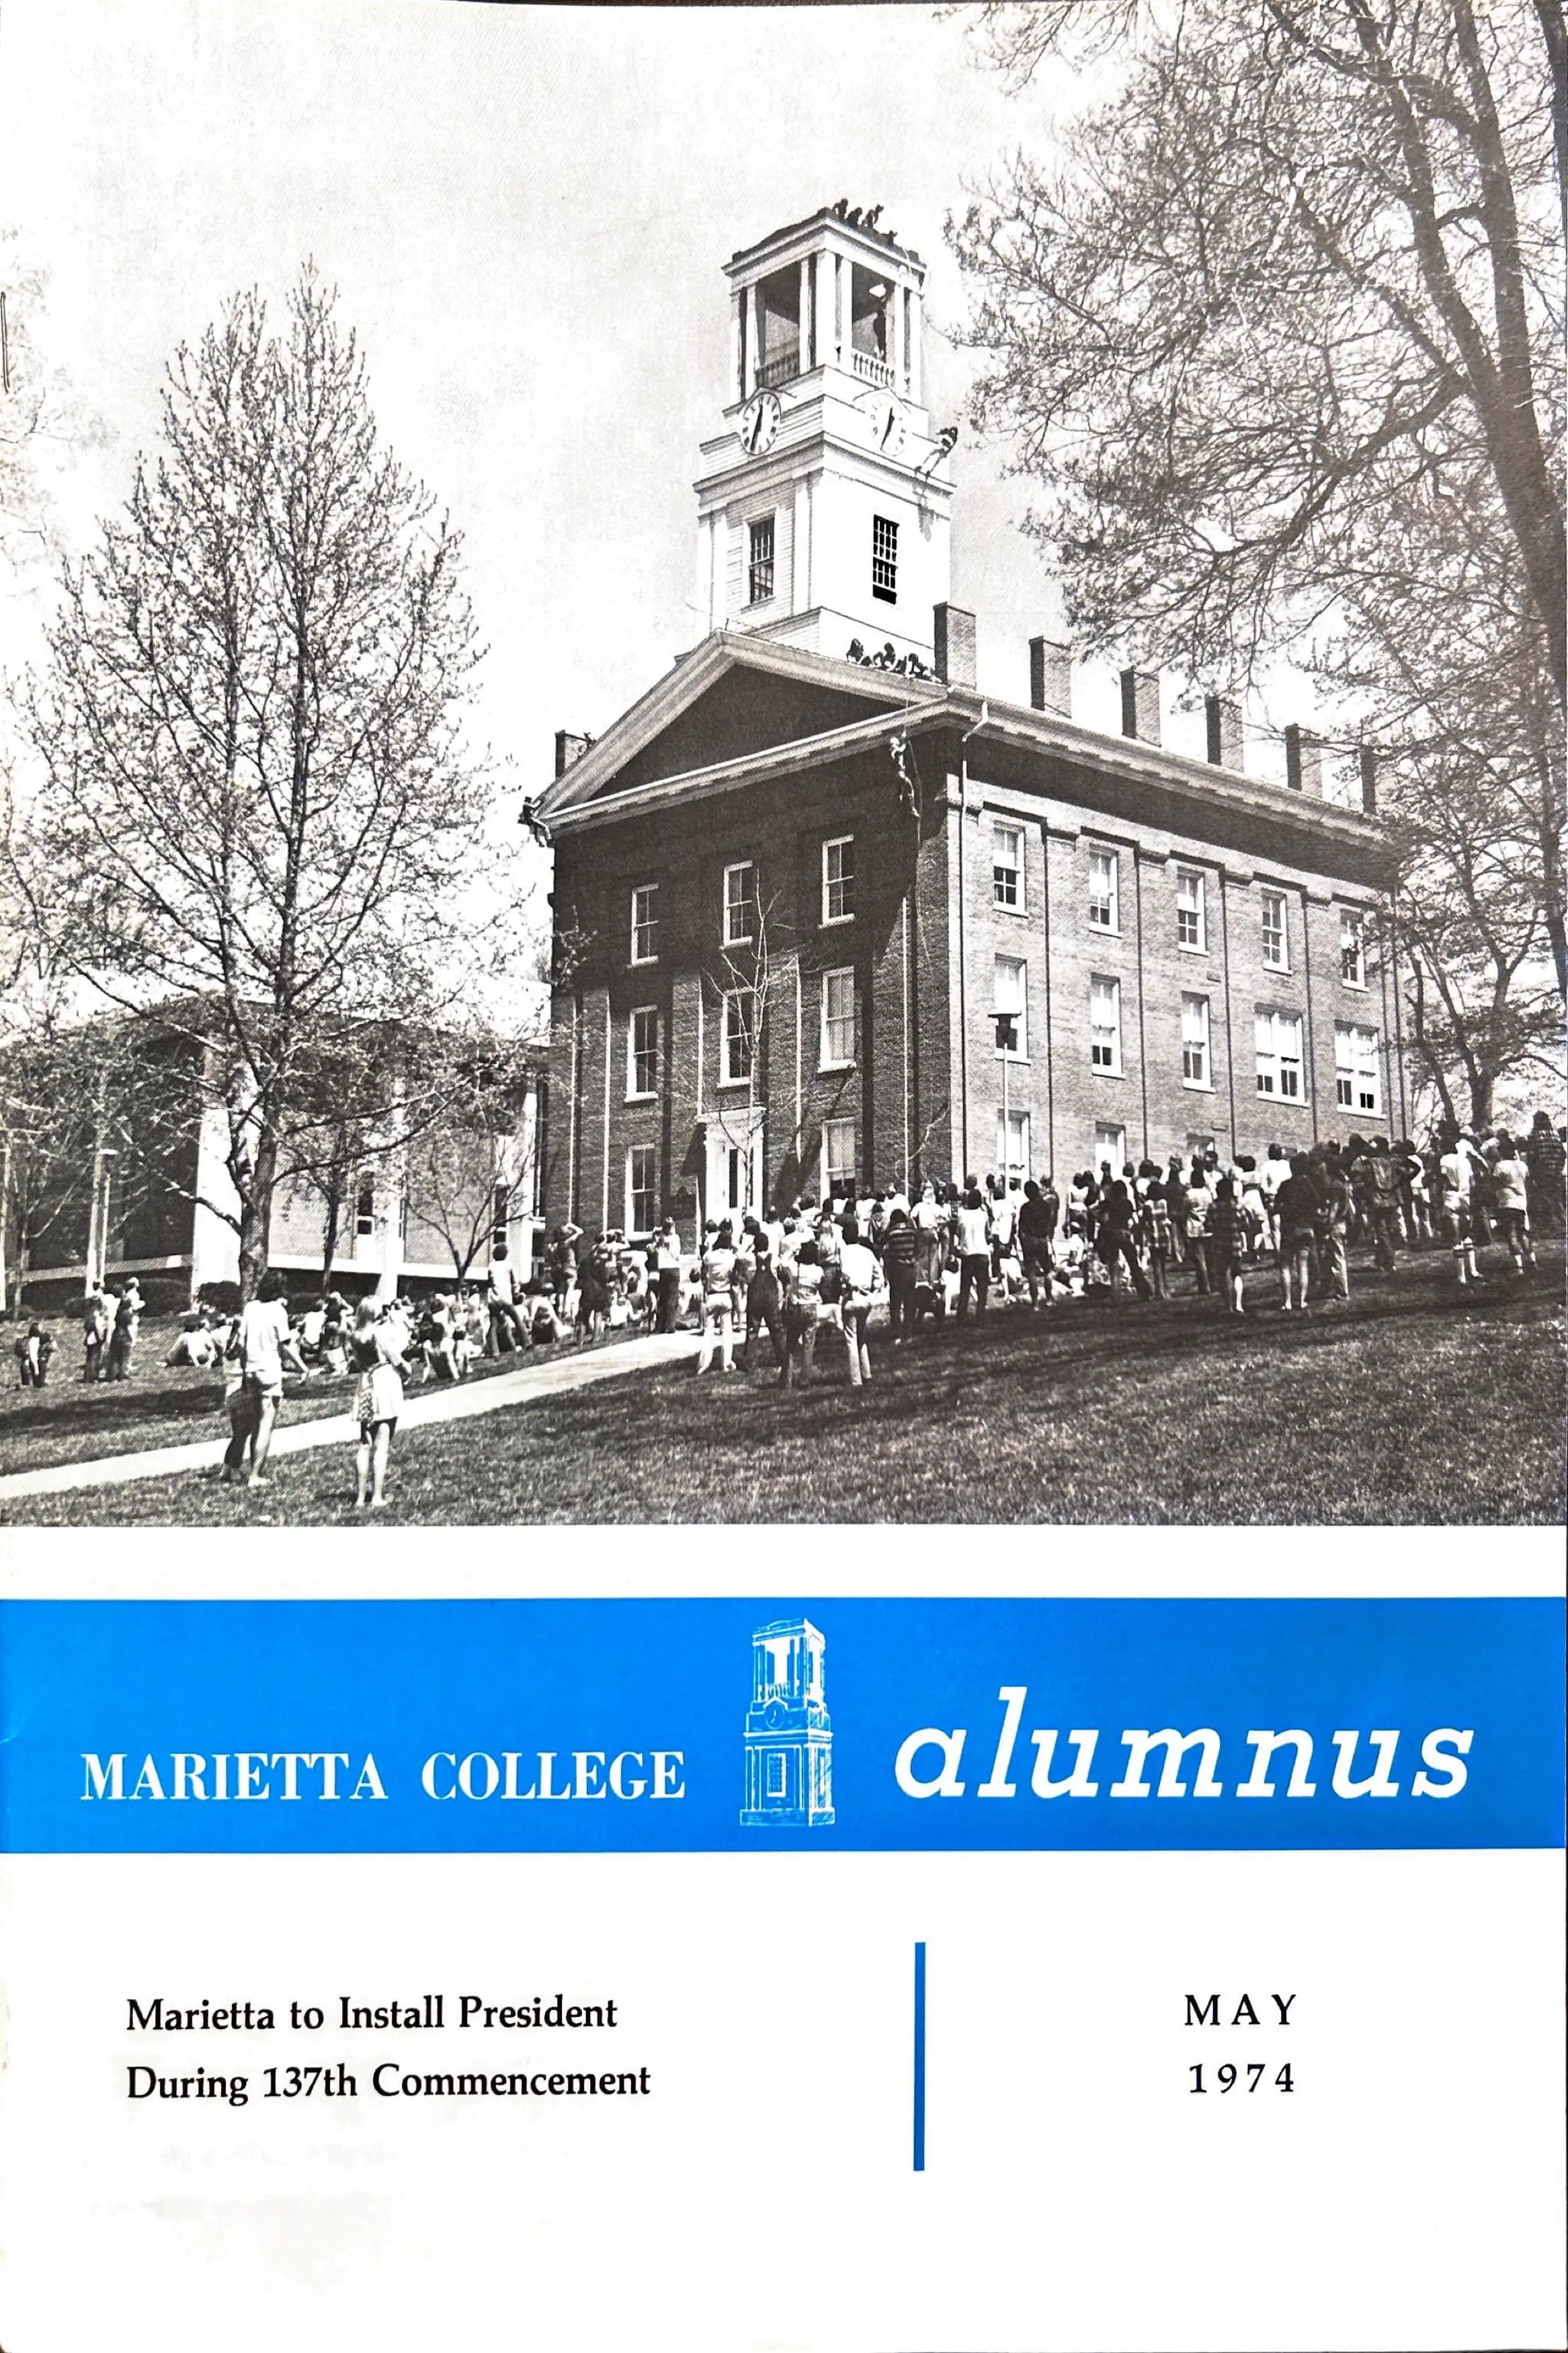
1088 847 1118 931
1176 868 1206 951
1181 992 1211 1087
871 514 898 602
1335 1022 1380 1113
1261 889 1288 970
1094 1121 1127 1174
1090 975 1122 1074
993 953 1027 1058
354 1170 376 1237
1255 1010 1305 1101
1340 909 1366 987
723 861 756 946
823 1116 856 1196
822 835 854 924
998 1109 1031 1183
630 883 659 965
723 988 755 1085
627 1006 658 1099
491 1180 511 1253
821 967 855 1067
993 824 1023 909
626 1145 658 1236
747 516 775 606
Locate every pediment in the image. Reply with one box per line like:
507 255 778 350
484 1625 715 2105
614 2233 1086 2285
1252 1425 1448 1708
537 633 941 817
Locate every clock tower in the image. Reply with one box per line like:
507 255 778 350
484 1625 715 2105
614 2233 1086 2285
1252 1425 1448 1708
694 204 954 668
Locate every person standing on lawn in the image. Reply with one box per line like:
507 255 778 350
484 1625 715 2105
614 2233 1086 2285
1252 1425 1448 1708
695 1220 740 1375
1209 1176 1247 1314
81 1283 112 1382
1182 1162 1214 1295
105 1277 143 1381
348 1297 407 1510
1364 1137 1403 1270
485 1244 530 1355
881 1205 919 1341
1098 1178 1152 1301
1275 1153 1321 1312
1524 1111 1565 1236
954 1180 992 1319
837 1217 883 1386
740 1215 785 1371
1437 1129 1483 1286
778 1236 826 1389
1018 1179 1056 1309
226 1271 304 1488
653 1218 684 1332
1489 1134 1536 1275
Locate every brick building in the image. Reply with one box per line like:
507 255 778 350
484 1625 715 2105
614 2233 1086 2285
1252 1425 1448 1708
537 206 1405 1239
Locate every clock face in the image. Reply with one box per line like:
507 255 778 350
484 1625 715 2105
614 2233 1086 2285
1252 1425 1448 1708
739 392 782 456
864 393 906 456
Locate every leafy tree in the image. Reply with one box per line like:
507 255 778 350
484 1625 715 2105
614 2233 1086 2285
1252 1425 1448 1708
951 0 1565 1115
13 271 522 1298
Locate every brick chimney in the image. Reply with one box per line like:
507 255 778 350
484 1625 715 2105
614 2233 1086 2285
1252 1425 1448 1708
554 730 591 779
1028 636 1072 717
1120 667 1161 744
933 603 977 689
1284 723 1322 795
1204 694 1244 772
1359 745 1377 815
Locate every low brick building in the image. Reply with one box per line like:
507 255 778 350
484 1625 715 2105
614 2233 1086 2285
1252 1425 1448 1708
536 207 1405 1240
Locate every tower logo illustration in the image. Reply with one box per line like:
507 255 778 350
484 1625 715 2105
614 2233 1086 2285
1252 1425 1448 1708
741 1618 834 1827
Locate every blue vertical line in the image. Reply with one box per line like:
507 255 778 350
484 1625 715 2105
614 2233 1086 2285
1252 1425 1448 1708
912 1940 927 2172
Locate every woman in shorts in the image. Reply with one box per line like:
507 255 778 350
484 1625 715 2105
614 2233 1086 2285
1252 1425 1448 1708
349 1299 407 1511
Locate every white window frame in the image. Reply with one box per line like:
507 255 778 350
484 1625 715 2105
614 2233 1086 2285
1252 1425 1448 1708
871 514 898 603
992 823 1024 911
822 1116 857 1195
822 834 854 926
723 860 756 947
1340 908 1368 990
819 965 856 1070
1176 867 1206 953
630 883 659 967
993 953 1028 1060
998 1108 1031 1184
1335 1021 1380 1113
626 1144 658 1236
1260 888 1289 972
1087 846 1120 934
1089 974 1122 1076
1094 1121 1128 1175
721 987 755 1088
626 1005 659 1101
1181 992 1212 1089
1255 1008 1305 1103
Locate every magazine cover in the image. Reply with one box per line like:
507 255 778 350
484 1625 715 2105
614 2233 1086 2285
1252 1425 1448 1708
0 4 1563 2350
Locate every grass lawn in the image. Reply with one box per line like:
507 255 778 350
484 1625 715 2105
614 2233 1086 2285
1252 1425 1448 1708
4 1241 1561 1526
0 1326 527 1478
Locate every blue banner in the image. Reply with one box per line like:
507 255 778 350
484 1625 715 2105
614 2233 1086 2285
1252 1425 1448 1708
0 1597 1559 1853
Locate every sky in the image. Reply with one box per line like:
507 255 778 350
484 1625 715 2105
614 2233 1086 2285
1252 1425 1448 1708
0 0 1317 832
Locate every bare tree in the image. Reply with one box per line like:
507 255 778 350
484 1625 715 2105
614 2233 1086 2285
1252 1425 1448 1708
12 272 521 1298
399 1033 538 1281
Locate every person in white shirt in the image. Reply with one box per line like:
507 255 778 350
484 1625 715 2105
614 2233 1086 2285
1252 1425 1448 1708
837 1219 884 1386
224 1273 304 1486
1488 1133 1535 1274
487 1246 529 1354
1437 1132 1481 1284
954 1180 993 1318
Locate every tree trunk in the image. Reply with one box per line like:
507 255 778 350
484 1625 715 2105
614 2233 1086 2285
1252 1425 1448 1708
237 1127 279 1304
320 1167 344 1288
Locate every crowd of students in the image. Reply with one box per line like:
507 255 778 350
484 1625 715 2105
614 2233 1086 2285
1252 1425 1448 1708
5 1109 1560 1505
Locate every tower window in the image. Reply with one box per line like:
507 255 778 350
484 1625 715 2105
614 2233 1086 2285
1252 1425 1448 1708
747 517 774 606
872 516 898 603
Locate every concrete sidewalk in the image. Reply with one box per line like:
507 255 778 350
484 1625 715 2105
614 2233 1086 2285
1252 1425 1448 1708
0 1333 698 1503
